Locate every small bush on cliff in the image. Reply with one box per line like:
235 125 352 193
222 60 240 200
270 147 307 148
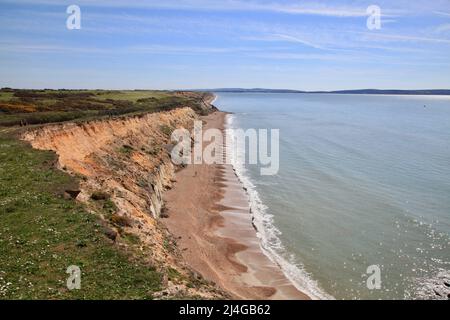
91 191 110 201
102 199 117 215
145 145 161 156
159 204 170 219
167 267 183 282
159 124 173 137
121 232 140 245
119 144 134 155
137 178 148 188
110 214 133 227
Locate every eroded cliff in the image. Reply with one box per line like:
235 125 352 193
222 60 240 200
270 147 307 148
21 106 223 298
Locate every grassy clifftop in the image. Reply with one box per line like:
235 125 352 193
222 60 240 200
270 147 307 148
0 89 214 126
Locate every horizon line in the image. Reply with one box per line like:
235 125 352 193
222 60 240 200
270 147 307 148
3 87 450 92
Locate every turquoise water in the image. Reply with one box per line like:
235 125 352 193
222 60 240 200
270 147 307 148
216 93 450 300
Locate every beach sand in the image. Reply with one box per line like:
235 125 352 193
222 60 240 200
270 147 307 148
163 111 309 300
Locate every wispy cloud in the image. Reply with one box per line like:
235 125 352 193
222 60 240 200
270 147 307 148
359 32 450 44
0 42 107 54
247 52 352 61
127 44 260 54
433 11 450 17
0 41 262 55
242 33 330 51
270 34 332 50
434 23 450 33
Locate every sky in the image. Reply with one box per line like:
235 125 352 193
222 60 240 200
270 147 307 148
1 0 450 90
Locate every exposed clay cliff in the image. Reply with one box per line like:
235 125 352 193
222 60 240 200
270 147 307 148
21 105 224 298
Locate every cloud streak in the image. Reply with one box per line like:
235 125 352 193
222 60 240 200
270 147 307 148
359 32 450 44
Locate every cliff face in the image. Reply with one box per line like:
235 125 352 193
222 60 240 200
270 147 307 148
23 107 194 214
21 106 219 297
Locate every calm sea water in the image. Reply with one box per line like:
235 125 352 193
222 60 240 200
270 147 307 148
216 92 450 300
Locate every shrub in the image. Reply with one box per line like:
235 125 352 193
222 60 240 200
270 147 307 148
137 178 147 188
159 124 173 137
110 213 133 227
91 191 110 201
103 199 117 215
119 144 134 155
121 232 140 245
145 146 161 156
160 205 169 218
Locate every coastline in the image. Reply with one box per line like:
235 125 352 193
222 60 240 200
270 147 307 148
163 109 310 300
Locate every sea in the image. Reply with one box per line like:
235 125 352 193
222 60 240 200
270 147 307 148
215 92 450 300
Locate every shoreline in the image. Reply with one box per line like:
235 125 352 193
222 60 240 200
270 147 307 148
163 110 310 299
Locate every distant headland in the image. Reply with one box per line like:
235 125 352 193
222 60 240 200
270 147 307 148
195 88 450 96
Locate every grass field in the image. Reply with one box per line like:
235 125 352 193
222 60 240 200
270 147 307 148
94 90 170 101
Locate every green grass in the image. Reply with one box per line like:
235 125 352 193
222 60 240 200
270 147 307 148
159 124 174 137
0 134 162 299
119 144 134 156
0 92 14 101
94 90 169 102
0 110 101 126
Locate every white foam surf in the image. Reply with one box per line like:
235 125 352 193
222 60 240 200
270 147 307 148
225 113 334 300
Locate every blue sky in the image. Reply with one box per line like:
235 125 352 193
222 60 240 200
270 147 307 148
1 0 450 90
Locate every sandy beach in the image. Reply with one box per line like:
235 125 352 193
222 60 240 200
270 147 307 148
163 110 310 300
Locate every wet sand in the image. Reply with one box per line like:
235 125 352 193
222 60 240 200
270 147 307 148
163 111 309 300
